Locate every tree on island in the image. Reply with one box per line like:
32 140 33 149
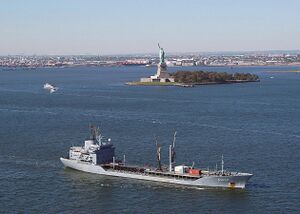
171 71 259 84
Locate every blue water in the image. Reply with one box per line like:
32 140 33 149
0 66 299 213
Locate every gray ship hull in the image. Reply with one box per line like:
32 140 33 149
60 158 252 189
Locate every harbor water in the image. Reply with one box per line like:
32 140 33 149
0 66 299 213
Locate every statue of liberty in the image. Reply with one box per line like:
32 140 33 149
158 43 165 64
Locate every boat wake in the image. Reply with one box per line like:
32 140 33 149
0 155 60 169
0 107 57 115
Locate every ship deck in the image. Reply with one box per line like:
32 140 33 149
101 163 201 180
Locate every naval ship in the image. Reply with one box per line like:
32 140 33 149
60 125 253 189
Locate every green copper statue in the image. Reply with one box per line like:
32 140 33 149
158 43 165 64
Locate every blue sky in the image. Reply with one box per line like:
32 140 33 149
1 0 300 55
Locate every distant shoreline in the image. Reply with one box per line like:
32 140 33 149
266 70 300 73
1 63 300 70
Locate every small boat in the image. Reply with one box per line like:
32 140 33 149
43 83 58 93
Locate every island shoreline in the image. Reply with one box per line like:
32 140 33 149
126 79 260 87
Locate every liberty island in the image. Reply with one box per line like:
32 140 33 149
127 44 259 87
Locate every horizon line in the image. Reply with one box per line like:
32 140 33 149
1 49 300 57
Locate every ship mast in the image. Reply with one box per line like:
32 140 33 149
169 145 172 172
90 125 103 145
90 125 96 141
221 155 224 174
169 131 177 172
155 139 162 171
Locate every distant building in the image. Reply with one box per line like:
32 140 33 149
181 59 195 66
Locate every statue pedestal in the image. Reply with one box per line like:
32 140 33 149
156 63 170 78
140 62 175 83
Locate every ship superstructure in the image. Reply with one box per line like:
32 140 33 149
60 126 253 189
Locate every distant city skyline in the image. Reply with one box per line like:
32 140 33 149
1 0 300 55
